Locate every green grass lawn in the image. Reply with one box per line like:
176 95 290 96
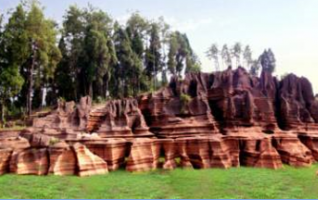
0 164 318 199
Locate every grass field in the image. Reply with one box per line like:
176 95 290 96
0 164 318 199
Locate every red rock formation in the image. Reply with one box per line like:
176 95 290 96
272 133 313 167
126 138 155 172
0 149 12 175
48 141 72 175
50 147 77 176
140 73 219 138
10 148 49 175
72 143 108 176
209 136 234 168
152 138 177 170
239 136 282 169
85 139 127 171
1 67 318 176
278 74 318 132
88 99 154 138
298 134 318 161
31 96 92 139
208 67 278 133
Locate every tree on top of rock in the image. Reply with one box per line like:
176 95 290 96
243 45 252 71
232 42 242 68
259 49 276 73
206 44 220 72
221 44 232 69
145 22 162 90
168 31 197 77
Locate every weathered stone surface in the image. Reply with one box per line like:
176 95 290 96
272 133 313 167
48 141 72 175
85 139 127 171
72 143 108 176
209 136 233 168
2 67 318 176
239 136 282 169
152 139 177 170
278 74 318 132
31 96 92 139
140 73 219 138
21 131 57 148
50 147 77 176
126 138 155 172
0 137 30 150
0 148 12 175
298 133 318 161
0 130 20 139
10 148 49 175
88 99 154 138
207 67 278 133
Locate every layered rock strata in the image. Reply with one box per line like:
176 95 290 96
1 66 318 176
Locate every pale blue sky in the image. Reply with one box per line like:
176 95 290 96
1 0 318 93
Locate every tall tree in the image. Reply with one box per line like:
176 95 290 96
267 48 276 73
0 5 27 124
250 59 261 76
259 50 271 73
126 12 149 93
158 17 170 86
206 44 220 71
232 42 242 68
82 8 113 99
145 22 162 90
167 32 178 76
113 26 141 97
19 1 61 115
221 44 232 69
167 31 195 77
56 5 86 101
243 45 252 70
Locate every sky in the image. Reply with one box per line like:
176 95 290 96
1 0 318 93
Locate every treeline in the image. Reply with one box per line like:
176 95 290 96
0 1 201 124
206 43 276 75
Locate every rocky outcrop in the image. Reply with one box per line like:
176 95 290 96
278 74 318 132
140 73 219 138
10 148 49 175
239 136 282 169
72 143 109 176
207 67 278 133
49 141 75 175
272 133 313 167
126 138 154 172
1 67 318 176
85 139 127 171
31 96 92 139
0 148 12 175
298 133 318 161
87 99 154 138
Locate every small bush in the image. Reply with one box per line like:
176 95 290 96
49 137 60 146
180 93 191 114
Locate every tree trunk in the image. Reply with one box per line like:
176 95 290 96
105 80 109 99
0 102 5 128
89 82 93 100
27 50 36 116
